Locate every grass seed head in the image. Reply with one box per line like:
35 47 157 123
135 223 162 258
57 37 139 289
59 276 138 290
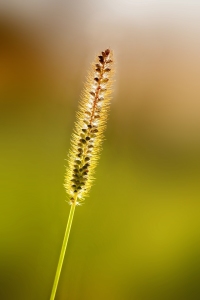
64 49 114 205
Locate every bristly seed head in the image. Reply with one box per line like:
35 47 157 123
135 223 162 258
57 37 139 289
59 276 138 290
64 49 114 205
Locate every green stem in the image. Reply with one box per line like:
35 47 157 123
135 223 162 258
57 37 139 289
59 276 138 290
50 202 76 300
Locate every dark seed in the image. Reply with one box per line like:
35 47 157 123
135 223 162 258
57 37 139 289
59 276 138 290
98 96 104 101
75 160 81 164
82 129 87 133
88 144 93 148
74 190 77 193
85 157 90 161
96 64 101 68
85 111 91 116
72 184 76 188
96 67 101 72
105 68 111 72
78 148 83 152
77 186 82 190
80 138 86 144
88 124 92 128
86 136 90 141
74 168 79 172
90 91 95 96
91 129 98 133
83 171 88 175
94 77 99 82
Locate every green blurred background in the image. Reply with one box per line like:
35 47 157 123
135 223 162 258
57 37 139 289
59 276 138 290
1 1 200 299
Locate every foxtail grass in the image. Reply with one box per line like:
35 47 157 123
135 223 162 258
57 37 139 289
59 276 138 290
50 49 114 300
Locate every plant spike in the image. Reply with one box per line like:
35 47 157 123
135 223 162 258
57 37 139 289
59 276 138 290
64 48 114 205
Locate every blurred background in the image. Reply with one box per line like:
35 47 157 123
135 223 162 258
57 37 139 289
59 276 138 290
1 0 200 299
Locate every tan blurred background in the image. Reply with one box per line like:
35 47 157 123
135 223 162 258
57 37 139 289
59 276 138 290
1 1 200 299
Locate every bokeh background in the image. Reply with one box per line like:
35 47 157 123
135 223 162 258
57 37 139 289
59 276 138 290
1 1 200 299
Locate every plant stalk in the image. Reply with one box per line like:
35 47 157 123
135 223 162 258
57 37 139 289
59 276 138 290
50 202 76 300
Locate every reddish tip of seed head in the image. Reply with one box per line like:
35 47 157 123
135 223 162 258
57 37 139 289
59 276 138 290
105 49 110 55
102 51 105 56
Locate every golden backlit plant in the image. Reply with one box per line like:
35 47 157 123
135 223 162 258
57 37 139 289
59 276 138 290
50 49 114 300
